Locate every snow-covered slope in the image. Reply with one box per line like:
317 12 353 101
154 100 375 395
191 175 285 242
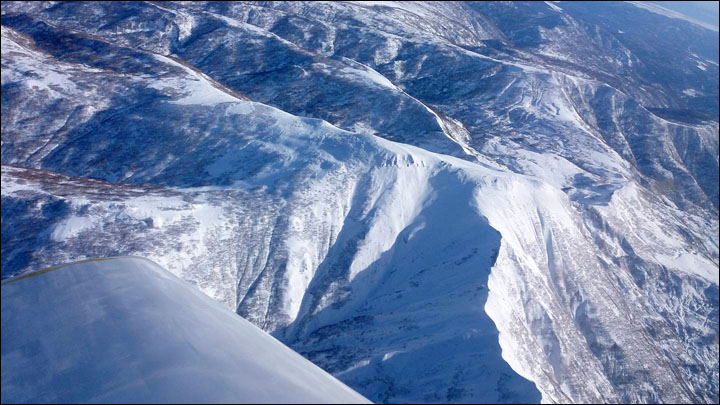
1 2 718 404
0 257 370 404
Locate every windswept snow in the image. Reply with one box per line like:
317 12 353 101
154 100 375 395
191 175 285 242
339 64 397 90
350 2 435 19
149 54 243 106
545 2 563 13
1 2 718 404
50 216 96 241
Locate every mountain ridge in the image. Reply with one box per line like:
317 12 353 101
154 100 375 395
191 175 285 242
1 2 718 403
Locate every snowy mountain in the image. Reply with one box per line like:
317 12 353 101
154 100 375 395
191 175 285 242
1 257 370 403
1 1 718 404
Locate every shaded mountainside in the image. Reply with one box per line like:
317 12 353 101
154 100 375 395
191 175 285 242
1 2 718 404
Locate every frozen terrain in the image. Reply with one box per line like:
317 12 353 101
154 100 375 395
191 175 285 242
1 2 718 404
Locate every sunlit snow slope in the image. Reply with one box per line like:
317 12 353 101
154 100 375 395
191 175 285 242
1 2 718 404
0 257 370 404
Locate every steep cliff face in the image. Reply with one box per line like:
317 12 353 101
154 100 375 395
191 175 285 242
2 2 718 404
